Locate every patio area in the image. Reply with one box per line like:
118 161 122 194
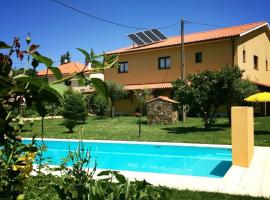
116 144 270 198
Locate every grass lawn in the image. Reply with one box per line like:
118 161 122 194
165 189 267 200
22 116 270 146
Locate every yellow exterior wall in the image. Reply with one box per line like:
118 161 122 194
114 89 173 114
185 39 233 74
105 47 180 85
105 39 233 85
235 26 270 85
114 93 140 114
105 27 270 114
231 107 254 167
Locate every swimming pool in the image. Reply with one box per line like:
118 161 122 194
23 139 232 178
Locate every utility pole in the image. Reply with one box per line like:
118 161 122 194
180 18 186 122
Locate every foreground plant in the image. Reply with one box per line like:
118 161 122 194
27 140 166 200
0 36 64 199
0 36 118 199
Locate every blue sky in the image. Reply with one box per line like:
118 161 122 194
2 0 270 70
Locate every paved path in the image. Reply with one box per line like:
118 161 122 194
19 116 62 121
119 146 270 198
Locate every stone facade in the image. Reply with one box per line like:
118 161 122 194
146 96 178 125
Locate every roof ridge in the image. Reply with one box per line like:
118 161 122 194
168 21 267 39
107 21 269 54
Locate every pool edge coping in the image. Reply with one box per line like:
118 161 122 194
23 137 231 148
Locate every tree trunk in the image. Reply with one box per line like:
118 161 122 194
41 117 44 134
227 102 231 125
111 105 115 118
204 119 210 129
204 114 210 129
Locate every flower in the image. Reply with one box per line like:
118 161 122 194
12 152 36 177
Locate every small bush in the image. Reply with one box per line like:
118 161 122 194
63 119 76 133
61 90 88 132
46 105 62 116
22 107 39 118
87 93 107 116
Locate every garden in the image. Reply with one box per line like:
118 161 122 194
1 36 269 200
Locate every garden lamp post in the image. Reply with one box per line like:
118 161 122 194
136 92 143 137
135 112 142 137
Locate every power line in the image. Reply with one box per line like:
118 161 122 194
50 0 179 30
185 20 225 28
184 20 254 31
50 0 253 33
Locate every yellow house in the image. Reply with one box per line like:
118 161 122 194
105 21 270 114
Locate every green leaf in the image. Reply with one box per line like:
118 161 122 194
91 78 108 101
114 172 126 184
14 74 62 103
49 83 68 97
0 41 12 49
90 48 101 59
77 48 90 63
32 54 53 68
49 66 62 80
50 73 78 85
97 170 111 176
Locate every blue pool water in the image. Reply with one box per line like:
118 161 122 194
23 139 232 178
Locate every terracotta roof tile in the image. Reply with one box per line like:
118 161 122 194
107 21 268 54
37 62 89 76
146 96 178 104
124 82 172 90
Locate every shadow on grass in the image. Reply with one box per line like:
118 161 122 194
255 130 270 135
20 129 32 133
162 126 224 134
211 123 230 128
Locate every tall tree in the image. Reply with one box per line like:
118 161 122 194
216 66 243 124
134 89 153 114
173 66 258 129
106 81 126 117
174 70 221 129
60 51 71 64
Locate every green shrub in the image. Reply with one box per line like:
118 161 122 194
87 93 107 116
46 105 62 116
63 119 76 133
22 107 39 118
61 90 88 132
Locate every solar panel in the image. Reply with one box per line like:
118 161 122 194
136 32 152 44
128 29 167 46
128 33 145 46
144 30 160 42
151 29 167 40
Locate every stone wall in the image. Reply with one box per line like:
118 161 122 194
147 99 178 125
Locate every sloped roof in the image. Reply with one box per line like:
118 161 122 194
38 62 89 76
124 82 172 90
146 96 178 104
107 21 268 54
